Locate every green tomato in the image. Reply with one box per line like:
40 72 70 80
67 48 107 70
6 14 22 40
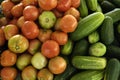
31 52 47 69
38 11 56 29
89 42 106 57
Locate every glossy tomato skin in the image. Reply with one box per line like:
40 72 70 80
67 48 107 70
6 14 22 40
1 50 17 67
51 31 68 45
38 29 52 42
41 40 60 58
1 67 17 80
38 0 57 10
60 14 78 33
23 5 39 21
71 0 80 8
56 0 71 12
48 56 67 74
21 21 39 39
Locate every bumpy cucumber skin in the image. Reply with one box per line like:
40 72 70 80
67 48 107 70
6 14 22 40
104 58 120 80
72 56 107 69
70 12 104 41
71 70 104 80
100 16 114 45
86 0 98 11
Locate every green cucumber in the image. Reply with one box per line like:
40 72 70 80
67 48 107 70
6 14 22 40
86 0 98 11
72 56 107 69
100 16 114 45
105 8 120 23
71 70 104 80
108 0 120 7
104 58 120 80
70 12 104 41
78 0 88 18
96 3 102 12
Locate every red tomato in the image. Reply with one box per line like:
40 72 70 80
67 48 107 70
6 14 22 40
38 0 57 10
22 0 38 6
11 2 24 18
51 31 68 45
41 40 60 58
8 18 18 25
38 29 52 42
23 5 39 21
48 56 67 74
71 0 80 8
60 14 78 33
21 21 39 39
1 67 17 80
56 0 71 12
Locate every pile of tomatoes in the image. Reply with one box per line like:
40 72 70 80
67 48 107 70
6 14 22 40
0 0 80 80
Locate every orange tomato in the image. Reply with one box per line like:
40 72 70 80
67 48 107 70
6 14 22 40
11 2 24 17
0 29 6 46
1 67 17 80
38 0 57 10
60 14 78 33
41 40 60 58
48 56 67 74
38 29 52 42
21 21 39 39
51 31 68 45
1 50 17 67
22 0 38 6
23 5 39 21
71 0 80 8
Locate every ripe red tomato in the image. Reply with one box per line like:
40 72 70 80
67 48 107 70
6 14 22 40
51 31 68 45
38 0 57 10
48 56 67 74
23 5 39 21
21 21 39 39
41 40 60 58
60 14 78 33
56 0 71 12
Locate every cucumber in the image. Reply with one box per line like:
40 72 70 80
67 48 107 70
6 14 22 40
104 58 120 80
72 56 107 69
72 39 89 57
71 70 104 80
95 3 102 12
86 0 98 11
100 16 114 45
108 0 120 7
70 12 104 41
78 0 88 18
105 8 120 23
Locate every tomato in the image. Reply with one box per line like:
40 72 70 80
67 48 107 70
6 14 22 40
48 56 67 74
8 18 18 25
1 67 17 80
38 0 57 10
22 0 38 6
56 0 71 12
21 21 39 39
54 18 62 31
65 7 80 20
38 29 52 42
23 5 39 21
52 9 63 18
22 66 37 80
11 2 24 18
1 0 14 18
0 29 6 46
17 16 25 28
8 34 29 53
3 24 19 40
71 0 80 8
60 14 78 33
41 40 60 58
0 17 8 27
1 50 17 67
37 68 53 80
28 39 41 55
51 31 68 45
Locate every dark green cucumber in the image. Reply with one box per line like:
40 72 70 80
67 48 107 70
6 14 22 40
105 8 120 23
108 0 120 7
104 58 120 80
100 16 114 45
70 12 104 41
86 0 98 11
72 39 89 57
71 70 104 80
78 0 88 18
72 56 107 69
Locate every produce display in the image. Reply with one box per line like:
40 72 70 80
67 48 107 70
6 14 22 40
1 0 120 80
